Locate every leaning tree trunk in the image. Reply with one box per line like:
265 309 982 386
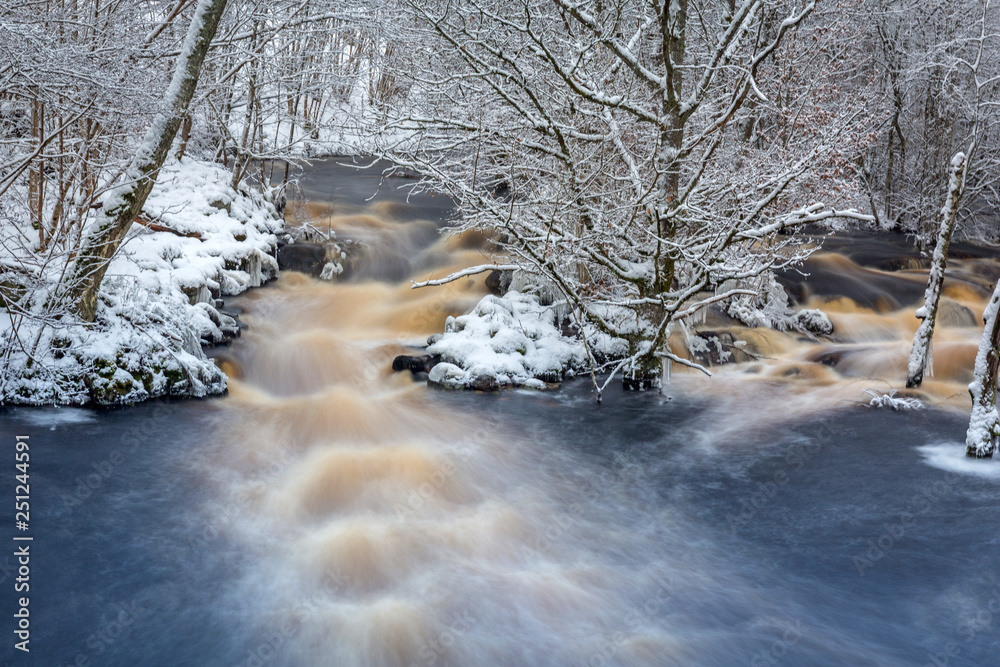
966 279 1000 458
60 0 230 322
906 151 967 388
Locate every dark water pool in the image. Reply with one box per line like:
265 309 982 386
2 382 999 666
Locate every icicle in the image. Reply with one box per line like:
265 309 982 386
666 358 672 384
927 340 934 378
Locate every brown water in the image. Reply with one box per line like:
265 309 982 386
664 246 1000 416
189 167 1000 666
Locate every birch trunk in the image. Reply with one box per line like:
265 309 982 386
905 151 967 388
966 279 1000 459
61 0 230 322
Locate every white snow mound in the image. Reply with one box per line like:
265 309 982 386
426 291 586 389
1 158 283 405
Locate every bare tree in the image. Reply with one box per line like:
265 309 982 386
967 279 1000 458
58 0 230 321
907 0 999 387
861 0 1000 244
906 152 966 388
378 0 873 390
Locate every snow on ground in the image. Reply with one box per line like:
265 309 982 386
426 291 587 390
918 443 1000 480
0 158 282 405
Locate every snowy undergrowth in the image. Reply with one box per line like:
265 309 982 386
1 158 282 405
423 277 830 391
426 291 587 390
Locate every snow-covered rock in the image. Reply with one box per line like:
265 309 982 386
793 309 834 336
425 291 586 390
428 362 470 390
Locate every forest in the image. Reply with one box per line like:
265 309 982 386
2 3 1000 664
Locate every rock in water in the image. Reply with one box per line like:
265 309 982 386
277 243 327 276
485 269 513 296
468 375 501 392
427 363 467 390
392 355 437 374
937 298 978 328
793 309 834 336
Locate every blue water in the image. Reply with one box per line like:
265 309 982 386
2 387 998 665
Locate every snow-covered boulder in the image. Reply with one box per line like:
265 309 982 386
425 291 586 390
792 309 834 336
427 363 469 390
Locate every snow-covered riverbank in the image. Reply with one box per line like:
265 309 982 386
1 159 282 405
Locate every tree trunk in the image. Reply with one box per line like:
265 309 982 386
966 279 1000 459
60 0 230 322
623 0 686 392
623 345 663 392
906 151 967 388
175 115 194 161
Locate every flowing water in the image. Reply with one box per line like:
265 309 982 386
2 160 1000 666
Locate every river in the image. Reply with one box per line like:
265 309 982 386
1 159 999 666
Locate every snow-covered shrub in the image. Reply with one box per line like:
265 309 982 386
862 389 924 411
726 275 834 336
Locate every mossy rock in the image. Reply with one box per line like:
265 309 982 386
208 198 233 214
163 365 186 384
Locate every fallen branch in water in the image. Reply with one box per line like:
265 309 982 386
411 263 518 289
862 389 923 411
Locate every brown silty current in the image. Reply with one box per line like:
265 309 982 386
197 196 997 665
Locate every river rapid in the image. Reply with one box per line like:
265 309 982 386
1 160 999 667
